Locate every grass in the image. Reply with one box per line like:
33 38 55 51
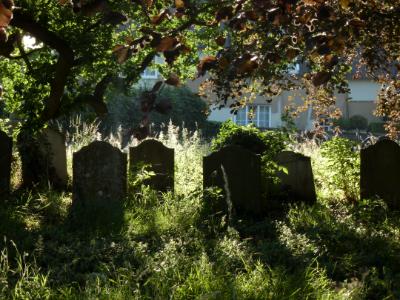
0 123 399 299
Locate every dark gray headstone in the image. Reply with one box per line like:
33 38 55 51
203 146 263 217
129 139 174 192
361 139 400 209
39 128 68 189
275 151 316 204
0 131 12 194
73 141 127 209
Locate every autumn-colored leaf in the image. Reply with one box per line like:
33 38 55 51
324 54 339 68
0 2 13 28
312 71 331 86
58 0 71 5
236 57 258 74
218 57 230 70
349 18 365 28
144 0 153 8
197 56 217 76
286 48 299 60
245 10 258 21
151 10 168 25
165 73 180 86
112 45 130 64
155 36 177 52
303 0 324 6
175 0 185 9
339 0 350 9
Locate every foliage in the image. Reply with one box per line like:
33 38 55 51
368 122 386 134
319 137 360 203
211 120 287 156
349 115 368 130
1 0 400 138
335 115 369 131
2 127 400 298
104 86 210 136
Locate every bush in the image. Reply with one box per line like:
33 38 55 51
104 86 209 135
211 120 287 156
368 122 386 133
334 115 368 131
211 121 289 196
319 137 360 203
334 118 351 130
349 115 368 130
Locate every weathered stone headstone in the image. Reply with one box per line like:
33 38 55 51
361 139 400 209
18 128 68 189
129 139 174 192
73 141 127 210
275 151 316 204
0 131 12 194
203 146 263 217
39 128 68 189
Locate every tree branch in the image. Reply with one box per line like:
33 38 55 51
10 11 75 122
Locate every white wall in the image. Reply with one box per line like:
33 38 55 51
207 107 233 123
349 80 380 101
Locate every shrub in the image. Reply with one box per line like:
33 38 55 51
334 118 351 130
319 137 360 203
211 120 287 156
104 86 210 135
349 115 368 130
368 122 385 133
211 121 289 197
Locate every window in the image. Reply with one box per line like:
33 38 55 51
140 56 164 79
234 105 271 128
287 63 300 75
141 68 159 79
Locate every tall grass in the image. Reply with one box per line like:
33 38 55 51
1 121 399 299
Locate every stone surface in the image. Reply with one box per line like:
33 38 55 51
203 145 263 217
73 141 127 209
361 139 400 209
0 131 12 194
18 128 68 189
39 128 68 189
130 139 174 192
275 151 316 204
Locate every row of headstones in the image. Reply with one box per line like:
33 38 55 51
1 129 399 214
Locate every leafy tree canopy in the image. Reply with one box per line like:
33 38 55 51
1 0 400 135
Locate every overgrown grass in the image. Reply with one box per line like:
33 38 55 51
0 123 399 299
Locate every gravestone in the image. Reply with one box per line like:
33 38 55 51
73 141 127 210
361 139 400 209
0 131 12 194
39 128 68 189
203 146 263 217
18 128 68 189
129 139 174 192
275 151 316 204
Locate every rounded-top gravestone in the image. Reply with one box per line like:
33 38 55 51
361 139 400 209
73 141 127 209
275 151 316 204
129 139 174 192
203 145 263 217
